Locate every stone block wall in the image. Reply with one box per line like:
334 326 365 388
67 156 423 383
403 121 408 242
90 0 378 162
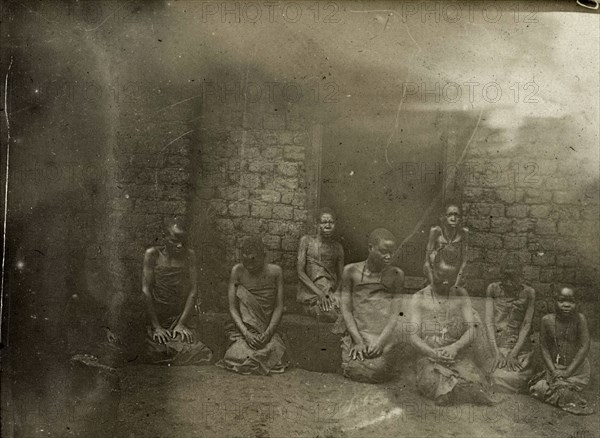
104 120 193 300
189 108 315 309
454 115 599 329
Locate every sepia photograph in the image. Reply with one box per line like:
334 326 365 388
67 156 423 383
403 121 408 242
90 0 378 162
0 1 598 437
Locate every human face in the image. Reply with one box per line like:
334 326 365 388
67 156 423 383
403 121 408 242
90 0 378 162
165 226 186 255
444 206 461 228
241 249 265 273
556 288 576 317
433 266 453 291
501 267 521 290
318 213 335 238
368 239 395 270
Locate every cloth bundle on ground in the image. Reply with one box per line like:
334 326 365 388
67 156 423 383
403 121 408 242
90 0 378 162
529 361 592 415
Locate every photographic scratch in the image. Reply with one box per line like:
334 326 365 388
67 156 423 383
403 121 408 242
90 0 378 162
238 48 256 201
159 95 203 112
403 22 422 52
342 407 403 432
1 57 14 341
392 108 483 259
383 21 422 168
161 129 194 152
84 1 132 32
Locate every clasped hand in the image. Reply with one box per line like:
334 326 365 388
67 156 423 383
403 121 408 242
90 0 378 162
552 368 568 380
432 345 458 364
349 339 384 360
244 330 271 350
318 293 338 312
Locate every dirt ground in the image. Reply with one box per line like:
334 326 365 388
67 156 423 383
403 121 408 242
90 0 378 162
116 361 599 438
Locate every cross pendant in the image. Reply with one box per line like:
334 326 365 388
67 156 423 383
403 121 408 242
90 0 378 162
555 354 561 365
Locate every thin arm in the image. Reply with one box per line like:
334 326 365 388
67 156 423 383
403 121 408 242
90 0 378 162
565 313 590 377
176 250 198 327
454 229 469 286
142 248 161 329
509 287 535 357
539 317 556 373
340 265 363 346
227 265 248 336
484 283 500 355
265 266 284 337
423 227 437 285
409 294 437 358
451 290 475 351
297 236 326 297
334 244 345 292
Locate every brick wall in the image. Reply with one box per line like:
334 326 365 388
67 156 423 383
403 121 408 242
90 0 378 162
456 115 599 329
188 107 315 310
100 120 193 305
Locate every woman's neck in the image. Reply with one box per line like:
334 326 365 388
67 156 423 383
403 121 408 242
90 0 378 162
443 224 457 240
365 258 383 274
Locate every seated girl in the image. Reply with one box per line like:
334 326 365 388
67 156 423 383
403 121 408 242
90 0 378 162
529 285 593 415
296 208 344 324
424 201 469 288
484 260 535 392
216 236 288 375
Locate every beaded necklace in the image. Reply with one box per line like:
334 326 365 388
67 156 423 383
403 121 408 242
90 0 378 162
554 316 573 366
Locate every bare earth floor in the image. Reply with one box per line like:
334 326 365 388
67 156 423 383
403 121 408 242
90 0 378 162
116 364 599 438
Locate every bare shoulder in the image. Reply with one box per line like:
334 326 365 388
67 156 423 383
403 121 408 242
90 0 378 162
430 225 442 236
454 286 470 297
343 262 362 275
266 263 283 277
231 263 245 278
486 281 500 297
540 314 554 326
144 247 160 262
523 284 535 298
577 312 589 325
389 266 405 280
411 287 428 305
299 234 311 246
186 248 196 261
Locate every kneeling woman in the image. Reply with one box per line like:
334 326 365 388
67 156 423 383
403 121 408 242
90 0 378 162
484 260 535 392
217 236 288 375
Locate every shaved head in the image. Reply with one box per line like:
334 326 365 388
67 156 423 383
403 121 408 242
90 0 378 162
316 207 336 221
368 228 396 247
164 216 186 234
241 236 265 255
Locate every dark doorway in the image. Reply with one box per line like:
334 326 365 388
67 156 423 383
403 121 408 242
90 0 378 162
320 110 472 276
